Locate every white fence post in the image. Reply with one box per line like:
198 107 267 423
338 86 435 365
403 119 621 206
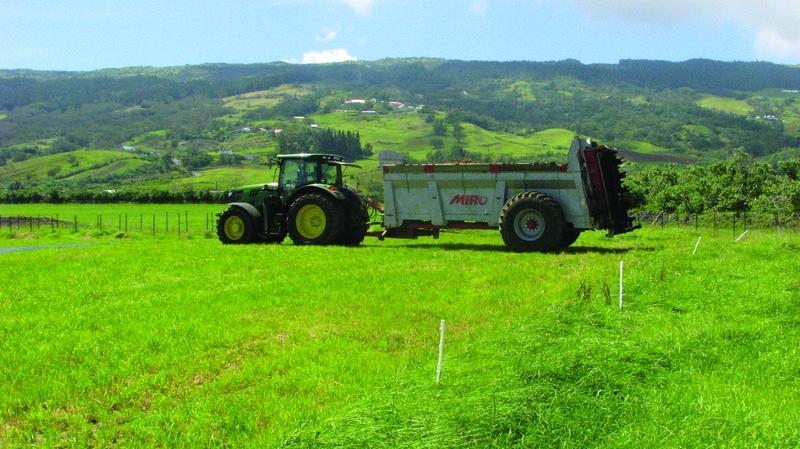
619 261 624 311
692 236 701 256
436 319 445 385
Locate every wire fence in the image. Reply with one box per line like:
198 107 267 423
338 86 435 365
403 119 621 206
635 211 800 234
2 208 799 238
0 210 224 237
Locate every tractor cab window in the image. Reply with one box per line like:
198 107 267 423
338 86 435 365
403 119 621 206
280 160 313 196
319 163 341 186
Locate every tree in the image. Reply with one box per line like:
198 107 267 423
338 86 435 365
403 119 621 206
779 158 800 180
452 123 464 142
432 119 448 136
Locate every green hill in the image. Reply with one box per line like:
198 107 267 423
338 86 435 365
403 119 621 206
1 150 150 182
2 58 800 197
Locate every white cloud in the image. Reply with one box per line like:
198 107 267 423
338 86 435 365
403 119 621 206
302 48 357 63
757 30 800 60
469 0 487 16
316 26 338 43
338 0 374 16
569 0 800 60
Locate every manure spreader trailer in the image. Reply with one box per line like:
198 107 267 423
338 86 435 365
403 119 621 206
218 137 638 252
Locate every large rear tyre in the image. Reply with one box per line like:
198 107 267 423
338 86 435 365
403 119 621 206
499 191 565 252
288 193 345 245
340 223 368 246
558 224 581 249
218 207 256 244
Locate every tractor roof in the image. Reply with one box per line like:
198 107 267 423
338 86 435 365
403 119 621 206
276 153 345 162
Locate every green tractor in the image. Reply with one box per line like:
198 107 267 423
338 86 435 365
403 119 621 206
217 153 369 245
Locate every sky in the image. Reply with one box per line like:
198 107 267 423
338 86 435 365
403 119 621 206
1 0 799 71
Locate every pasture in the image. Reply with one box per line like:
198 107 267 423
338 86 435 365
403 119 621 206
1 204 799 448
696 95 754 116
0 150 149 183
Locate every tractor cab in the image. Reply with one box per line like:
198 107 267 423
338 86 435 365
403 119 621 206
277 153 348 200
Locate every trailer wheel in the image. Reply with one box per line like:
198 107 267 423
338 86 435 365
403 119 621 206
288 193 345 245
218 207 256 244
499 192 565 252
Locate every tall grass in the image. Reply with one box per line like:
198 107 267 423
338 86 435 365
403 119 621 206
0 222 798 447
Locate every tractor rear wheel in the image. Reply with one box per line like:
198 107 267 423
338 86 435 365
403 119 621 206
218 207 256 244
340 223 368 246
499 191 565 252
339 205 369 246
288 193 345 245
558 224 581 249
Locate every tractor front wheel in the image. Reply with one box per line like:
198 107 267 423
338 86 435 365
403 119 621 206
288 193 345 245
218 207 256 244
499 191 565 252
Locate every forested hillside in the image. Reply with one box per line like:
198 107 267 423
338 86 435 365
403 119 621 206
2 58 800 199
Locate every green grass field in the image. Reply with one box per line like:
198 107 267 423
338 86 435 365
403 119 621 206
130 166 276 192
223 85 312 111
697 96 754 116
0 150 149 182
310 112 576 159
609 139 670 154
1 205 799 448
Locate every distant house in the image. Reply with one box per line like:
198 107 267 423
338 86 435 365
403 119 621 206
345 98 366 104
310 124 319 128
782 89 799 93
243 155 255 161
220 150 234 155
293 116 305 120
120 145 137 152
240 127 252 133
171 158 182 167
273 128 283 134
362 110 377 114
388 101 403 108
